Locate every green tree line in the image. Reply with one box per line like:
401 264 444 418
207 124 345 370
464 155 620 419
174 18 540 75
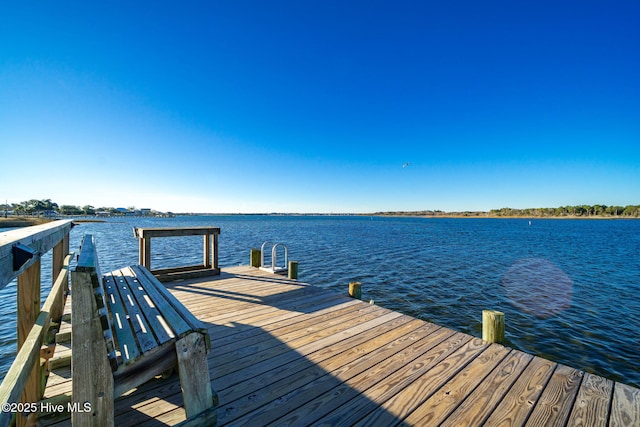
2 199 123 216
3 199 640 218
374 204 640 218
489 205 640 218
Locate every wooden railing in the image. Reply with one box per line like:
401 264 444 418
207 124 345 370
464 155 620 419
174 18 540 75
0 220 73 427
133 226 220 281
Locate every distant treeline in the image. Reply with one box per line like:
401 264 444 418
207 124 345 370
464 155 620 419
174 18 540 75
489 205 640 217
1 199 163 216
4 199 639 218
373 204 640 218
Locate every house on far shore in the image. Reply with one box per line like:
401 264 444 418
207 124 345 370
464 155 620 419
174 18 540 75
115 207 137 216
94 208 165 217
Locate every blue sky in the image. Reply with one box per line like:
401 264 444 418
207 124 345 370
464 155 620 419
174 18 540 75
1 1 639 213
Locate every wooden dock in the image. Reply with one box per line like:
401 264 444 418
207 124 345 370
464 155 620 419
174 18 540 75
40 265 640 426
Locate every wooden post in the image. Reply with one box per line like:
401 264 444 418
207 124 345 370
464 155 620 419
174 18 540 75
348 282 361 299
49 254 71 332
17 259 41 426
250 249 261 268
62 233 69 294
213 233 219 271
143 237 151 269
204 235 211 268
52 239 64 286
176 333 215 420
72 269 114 427
138 236 144 265
18 260 41 347
482 310 505 343
51 241 67 325
288 261 298 280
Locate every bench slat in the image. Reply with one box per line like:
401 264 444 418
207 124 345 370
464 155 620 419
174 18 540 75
119 267 176 345
133 265 210 349
76 235 118 370
103 273 141 363
93 285 118 371
111 271 158 354
124 266 193 338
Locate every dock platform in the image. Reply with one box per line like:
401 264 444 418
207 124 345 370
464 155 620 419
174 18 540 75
40 265 640 426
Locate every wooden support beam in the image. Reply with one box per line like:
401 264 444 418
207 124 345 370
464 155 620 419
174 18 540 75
53 241 64 285
50 245 67 324
143 238 151 269
138 236 144 266
17 260 41 348
17 259 41 424
213 233 219 270
203 235 211 268
176 333 215 420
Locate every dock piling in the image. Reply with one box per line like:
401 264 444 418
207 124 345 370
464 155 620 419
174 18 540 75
348 282 362 299
288 261 298 279
482 310 505 343
250 248 261 268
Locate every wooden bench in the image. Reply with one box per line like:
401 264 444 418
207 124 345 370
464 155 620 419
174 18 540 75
71 234 216 426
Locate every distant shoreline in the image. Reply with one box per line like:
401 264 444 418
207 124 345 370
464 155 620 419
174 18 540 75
1 212 637 229
366 213 634 220
0 217 53 227
4 200 638 222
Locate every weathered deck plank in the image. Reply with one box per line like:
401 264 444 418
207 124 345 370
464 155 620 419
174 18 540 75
526 364 584 426
567 372 614 427
38 265 640 427
611 382 640 426
400 344 512 426
439 350 534 427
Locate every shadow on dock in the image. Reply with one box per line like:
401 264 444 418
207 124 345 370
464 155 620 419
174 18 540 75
169 270 331 315
167 271 412 426
83 269 411 426
40 266 640 426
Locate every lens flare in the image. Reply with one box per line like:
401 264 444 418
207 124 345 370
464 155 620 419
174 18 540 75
502 258 573 318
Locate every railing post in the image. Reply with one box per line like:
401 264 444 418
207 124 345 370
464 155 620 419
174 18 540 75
204 234 212 268
143 237 151 269
213 232 219 270
17 259 41 424
53 240 64 286
17 260 41 351
51 239 66 323
138 236 144 265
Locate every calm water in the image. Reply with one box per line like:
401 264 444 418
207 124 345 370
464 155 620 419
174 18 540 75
1 216 639 388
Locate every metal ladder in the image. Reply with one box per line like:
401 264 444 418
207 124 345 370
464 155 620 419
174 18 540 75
259 241 289 274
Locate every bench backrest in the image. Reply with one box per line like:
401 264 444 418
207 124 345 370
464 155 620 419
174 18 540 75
74 234 118 371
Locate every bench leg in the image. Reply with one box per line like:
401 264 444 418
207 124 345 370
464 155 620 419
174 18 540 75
176 333 215 420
